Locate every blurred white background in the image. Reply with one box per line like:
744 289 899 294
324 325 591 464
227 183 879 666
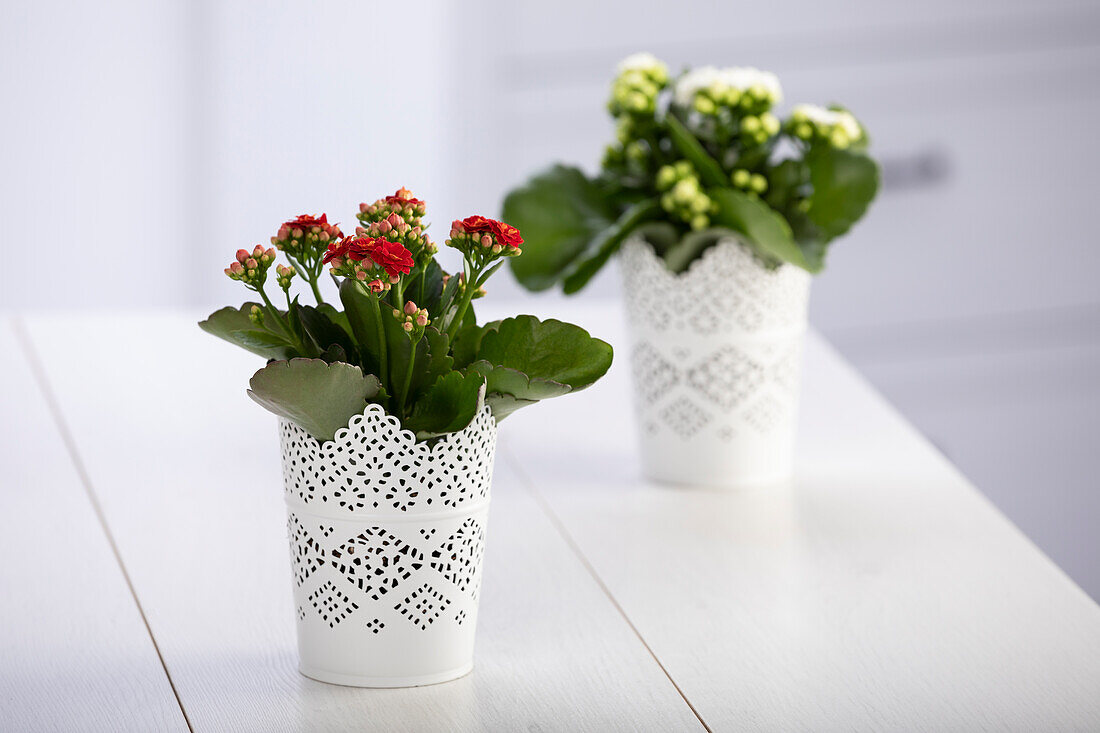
2 0 1098 596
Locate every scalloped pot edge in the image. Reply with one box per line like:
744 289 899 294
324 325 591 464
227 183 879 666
621 235 811 292
279 404 499 519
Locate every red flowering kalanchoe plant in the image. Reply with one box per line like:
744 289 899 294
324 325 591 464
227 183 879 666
200 188 612 441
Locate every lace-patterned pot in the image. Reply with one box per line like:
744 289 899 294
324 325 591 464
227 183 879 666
279 404 497 687
620 237 810 488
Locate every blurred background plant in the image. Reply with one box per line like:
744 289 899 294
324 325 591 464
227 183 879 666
501 56 879 294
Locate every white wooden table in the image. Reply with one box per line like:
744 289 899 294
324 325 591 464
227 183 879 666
4 304 1099 732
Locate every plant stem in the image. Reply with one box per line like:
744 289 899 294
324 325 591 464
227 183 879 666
257 287 303 352
446 259 480 340
365 286 389 389
395 346 417 419
307 275 324 305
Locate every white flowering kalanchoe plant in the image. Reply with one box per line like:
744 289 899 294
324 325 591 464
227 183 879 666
502 55 880 291
201 189 613 442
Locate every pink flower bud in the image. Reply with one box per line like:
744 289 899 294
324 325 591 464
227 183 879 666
245 258 258 269
253 244 265 257
402 321 413 332
236 249 250 263
229 262 244 274
404 301 418 316
415 313 428 326
480 235 492 248
223 267 233 277
356 270 367 280
319 231 329 242
492 244 502 254
292 228 303 238
389 275 399 284
355 226 366 235
359 202 368 213
270 236 279 245
378 220 392 234
386 212 403 227
266 247 276 259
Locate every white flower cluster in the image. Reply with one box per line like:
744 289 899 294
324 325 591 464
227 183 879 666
617 52 666 76
608 52 669 116
673 66 783 107
789 104 863 148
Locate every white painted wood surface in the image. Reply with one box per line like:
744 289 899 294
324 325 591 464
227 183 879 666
8 304 1100 731
18 312 700 732
0 319 188 732
495 301 1100 731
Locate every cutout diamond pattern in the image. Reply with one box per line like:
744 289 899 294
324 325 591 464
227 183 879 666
660 400 711 438
430 518 485 594
329 528 424 601
308 581 358 628
288 513 325 587
395 583 450 630
686 346 764 409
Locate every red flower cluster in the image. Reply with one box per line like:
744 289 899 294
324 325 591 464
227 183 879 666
453 215 524 249
384 186 424 207
273 213 342 247
323 236 414 279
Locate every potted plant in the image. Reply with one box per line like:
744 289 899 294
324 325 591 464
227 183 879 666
200 188 612 687
502 54 879 489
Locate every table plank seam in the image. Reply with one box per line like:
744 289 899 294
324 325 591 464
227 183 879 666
499 445 714 733
13 315 196 733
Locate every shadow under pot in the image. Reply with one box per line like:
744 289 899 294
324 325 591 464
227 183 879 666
619 237 810 489
279 403 497 687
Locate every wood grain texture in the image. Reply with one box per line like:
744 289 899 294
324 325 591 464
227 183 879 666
0 319 188 732
21 312 701 732
493 300 1100 731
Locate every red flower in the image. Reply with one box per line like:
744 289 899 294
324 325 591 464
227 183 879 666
366 238 414 278
491 220 524 248
322 235 355 265
459 215 495 233
455 215 523 249
286 213 328 230
384 187 424 207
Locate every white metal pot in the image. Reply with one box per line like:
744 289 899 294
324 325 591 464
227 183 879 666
620 237 811 489
278 404 497 687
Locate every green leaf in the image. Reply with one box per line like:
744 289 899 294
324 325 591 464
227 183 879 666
765 158 808 211
484 394 539 421
404 371 486 439
665 113 729 188
408 327 453 403
380 306 421 410
662 228 726 273
417 259 446 317
451 321 496 370
502 164 618 291
636 221 680 257
805 147 880 242
247 358 381 441
297 303 355 360
465 360 572 420
562 198 661 294
339 278 383 377
199 304 296 360
709 188 813 271
475 316 613 392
